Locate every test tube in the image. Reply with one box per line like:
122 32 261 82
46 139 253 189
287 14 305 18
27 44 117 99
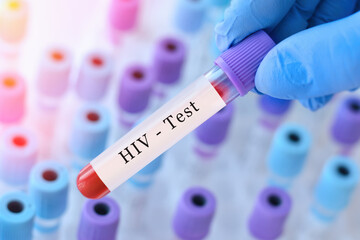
174 0 207 34
170 104 234 197
0 0 28 55
36 45 72 109
35 46 72 158
312 156 359 222
77 30 275 199
0 72 26 128
267 123 312 189
69 104 110 171
75 50 113 102
0 126 37 193
116 155 163 238
116 64 153 134
29 161 69 240
107 0 140 45
151 36 186 103
78 197 120 240
330 95 360 156
172 187 216 240
193 104 234 159
242 96 292 193
0 191 35 240
299 156 359 239
247 187 292 240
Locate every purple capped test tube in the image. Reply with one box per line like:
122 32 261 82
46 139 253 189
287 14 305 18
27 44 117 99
117 64 153 130
152 36 186 101
330 95 360 155
248 187 292 240
78 197 120 240
258 95 292 131
173 187 216 240
76 50 113 102
194 103 234 159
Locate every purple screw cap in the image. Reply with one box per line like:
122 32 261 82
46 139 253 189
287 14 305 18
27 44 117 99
215 31 275 96
331 96 360 145
173 187 216 240
76 50 113 101
195 103 234 146
152 36 186 85
248 187 292 240
78 197 120 240
118 64 153 114
259 95 292 116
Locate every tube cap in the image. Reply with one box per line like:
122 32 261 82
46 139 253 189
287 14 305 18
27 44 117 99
117 64 153 114
173 187 216 240
259 95 292 116
215 31 275 96
128 154 163 188
29 161 69 223
195 103 234 146
0 127 37 186
331 96 360 145
69 104 110 161
313 156 359 221
0 0 28 43
0 191 35 240
153 36 186 85
76 50 113 101
248 187 292 240
268 123 311 178
0 72 26 123
78 197 120 240
36 46 72 99
174 0 207 33
108 0 139 31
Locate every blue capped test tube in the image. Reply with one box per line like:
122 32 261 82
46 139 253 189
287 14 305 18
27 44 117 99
299 156 359 239
173 0 209 81
29 161 69 239
267 123 312 189
0 191 35 240
69 104 110 172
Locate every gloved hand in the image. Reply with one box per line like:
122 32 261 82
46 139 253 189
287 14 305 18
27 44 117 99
215 0 360 110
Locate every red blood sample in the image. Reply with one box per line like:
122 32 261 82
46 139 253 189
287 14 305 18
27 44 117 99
77 164 110 199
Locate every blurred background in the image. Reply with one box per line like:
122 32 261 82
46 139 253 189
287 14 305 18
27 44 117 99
0 0 360 239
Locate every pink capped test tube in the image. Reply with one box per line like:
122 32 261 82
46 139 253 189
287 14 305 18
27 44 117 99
0 72 26 125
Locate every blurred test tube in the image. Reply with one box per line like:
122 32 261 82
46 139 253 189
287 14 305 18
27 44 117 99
0 191 35 240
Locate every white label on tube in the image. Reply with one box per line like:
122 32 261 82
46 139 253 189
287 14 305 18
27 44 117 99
91 76 226 191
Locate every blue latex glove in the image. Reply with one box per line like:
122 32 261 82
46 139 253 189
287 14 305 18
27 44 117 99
215 0 360 110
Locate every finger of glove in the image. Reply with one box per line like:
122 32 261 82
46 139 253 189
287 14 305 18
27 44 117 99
299 94 334 111
269 0 321 43
214 0 295 51
309 0 358 27
255 12 360 101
